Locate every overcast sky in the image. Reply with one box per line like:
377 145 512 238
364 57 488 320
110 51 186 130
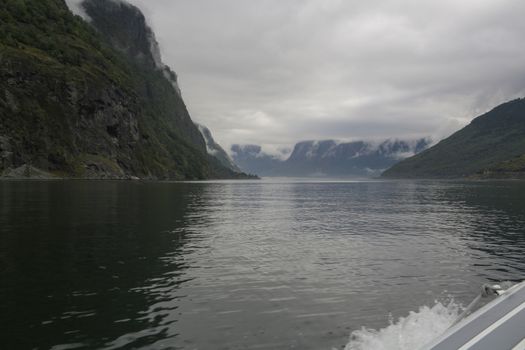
69 0 525 154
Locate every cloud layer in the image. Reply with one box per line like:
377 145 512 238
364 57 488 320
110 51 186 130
68 0 525 153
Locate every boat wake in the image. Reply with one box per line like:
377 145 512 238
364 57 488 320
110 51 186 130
344 301 461 350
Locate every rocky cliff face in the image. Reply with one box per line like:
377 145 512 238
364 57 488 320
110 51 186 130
196 124 242 173
231 138 430 177
81 0 182 95
0 0 246 179
1 51 141 177
81 0 207 155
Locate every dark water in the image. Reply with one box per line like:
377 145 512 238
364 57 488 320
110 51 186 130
1 179 525 350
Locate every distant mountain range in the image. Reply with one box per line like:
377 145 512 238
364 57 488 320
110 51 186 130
230 145 285 176
383 98 525 179
232 138 430 177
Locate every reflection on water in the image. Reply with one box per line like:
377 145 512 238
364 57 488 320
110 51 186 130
0 181 200 349
0 180 524 349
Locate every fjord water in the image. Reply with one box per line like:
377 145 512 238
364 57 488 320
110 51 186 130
1 180 525 350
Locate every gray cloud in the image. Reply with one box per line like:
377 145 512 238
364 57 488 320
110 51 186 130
69 0 525 154
65 0 90 19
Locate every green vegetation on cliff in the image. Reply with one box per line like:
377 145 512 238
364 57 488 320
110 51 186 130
0 0 247 179
474 154 525 179
382 98 525 178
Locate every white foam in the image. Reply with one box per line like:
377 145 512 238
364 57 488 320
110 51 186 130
344 301 461 350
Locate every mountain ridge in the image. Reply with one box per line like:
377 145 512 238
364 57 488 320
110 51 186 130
382 98 525 178
232 138 430 177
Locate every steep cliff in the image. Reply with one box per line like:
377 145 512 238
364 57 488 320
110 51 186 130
196 124 242 173
0 0 246 179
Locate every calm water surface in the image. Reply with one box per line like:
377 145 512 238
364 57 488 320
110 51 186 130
1 179 525 349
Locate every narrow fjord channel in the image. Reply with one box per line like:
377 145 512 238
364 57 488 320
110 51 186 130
1 179 525 349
